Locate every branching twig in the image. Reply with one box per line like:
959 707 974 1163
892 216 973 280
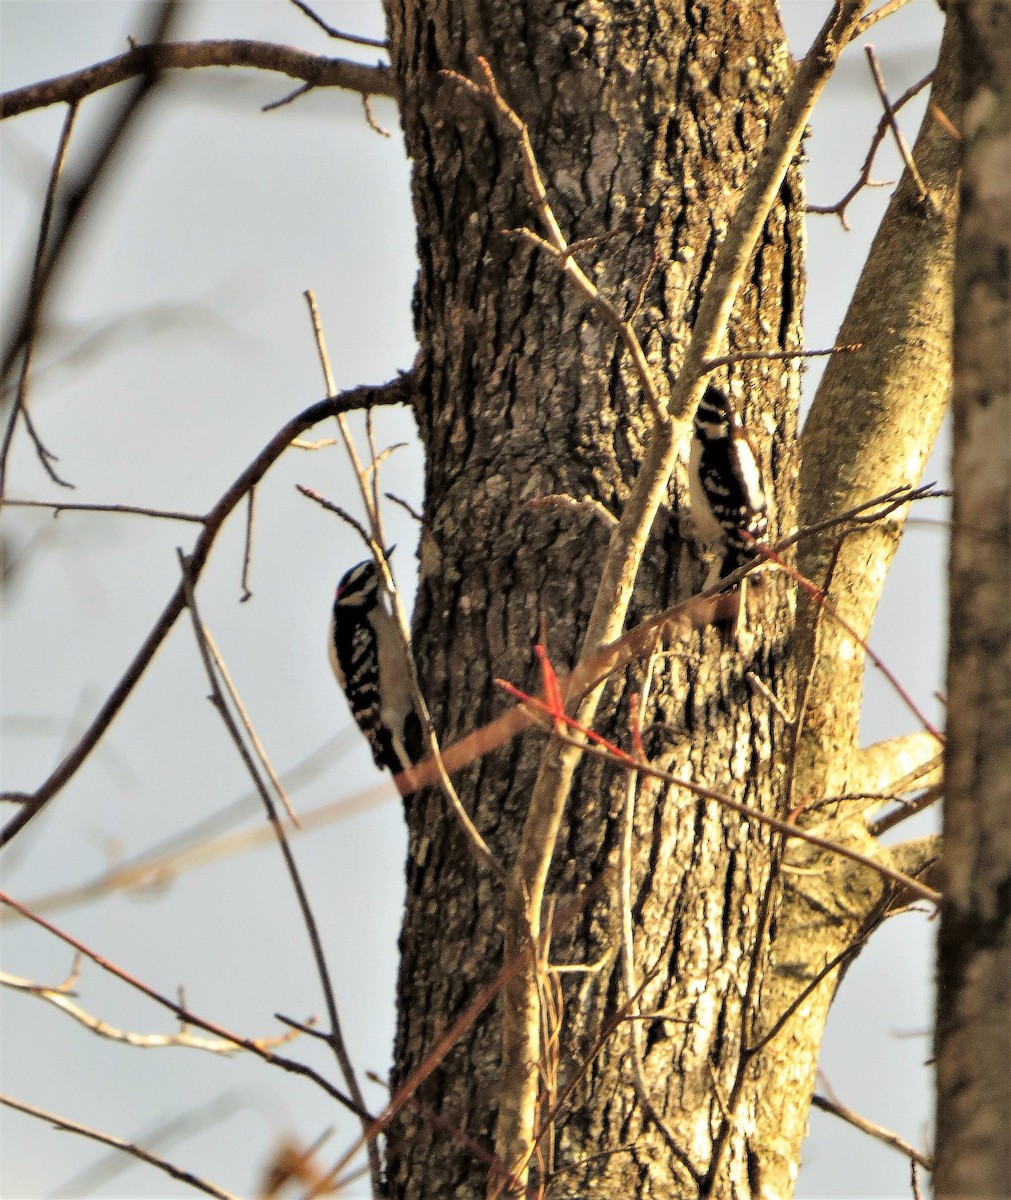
1 968 298 1054
864 47 936 215
0 100 79 495
442 58 667 427
503 683 940 902
808 69 934 228
868 782 943 837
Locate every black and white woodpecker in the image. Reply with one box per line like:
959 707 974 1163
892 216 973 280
329 554 424 788
688 383 769 590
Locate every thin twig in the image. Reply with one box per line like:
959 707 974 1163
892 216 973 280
384 492 422 522
702 343 862 370
199 624 301 827
754 537 945 744
1 969 285 1054
288 0 388 50
808 69 934 228
868 782 943 837
2 497 205 522
177 552 380 1195
362 94 392 137
262 81 313 112
864 46 936 214
811 1093 933 1170
856 0 914 35
297 484 375 549
239 486 255 601
746 671 795 727
0 100 79 495
0 1093 239 1200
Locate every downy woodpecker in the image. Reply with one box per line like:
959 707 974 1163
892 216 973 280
688 384 769 590
329 556 424 784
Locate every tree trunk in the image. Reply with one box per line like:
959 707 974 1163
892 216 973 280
384 4 802 1196
934 3 1011 1195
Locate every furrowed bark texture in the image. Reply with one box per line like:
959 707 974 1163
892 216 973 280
384 3 802 1196
935 3 1011 1195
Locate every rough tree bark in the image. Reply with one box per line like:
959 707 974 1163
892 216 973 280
381 2 956 1197
934 2 1011 1196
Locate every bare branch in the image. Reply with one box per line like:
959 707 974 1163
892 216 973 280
856 0 915 36
0 40 397 121
1 969 256 1054
808 70 934 228
288 0 388 50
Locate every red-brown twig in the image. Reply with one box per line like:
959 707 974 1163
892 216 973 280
507 686 940 905
749 535 944 744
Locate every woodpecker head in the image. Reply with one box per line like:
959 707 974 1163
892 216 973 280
333 548 395 611
694 384 734 441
